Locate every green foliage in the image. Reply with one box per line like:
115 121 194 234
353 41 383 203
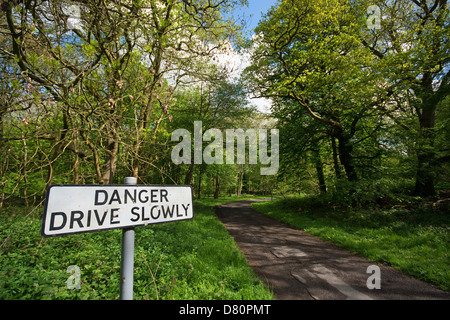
243 0 449 197
1 0 449 300
324 178 418 208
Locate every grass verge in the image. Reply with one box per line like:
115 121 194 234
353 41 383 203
0 195 274 300
251 197 450 292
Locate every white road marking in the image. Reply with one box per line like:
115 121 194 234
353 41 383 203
272 246 373 300
312 264 373 300
271 246 308 258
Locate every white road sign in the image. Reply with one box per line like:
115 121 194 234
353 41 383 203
41 185 194 237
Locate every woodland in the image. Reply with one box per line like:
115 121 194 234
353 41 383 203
0 0 449 206
0 0 449 300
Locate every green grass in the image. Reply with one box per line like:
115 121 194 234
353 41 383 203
251 197 450 292
0 195 274 300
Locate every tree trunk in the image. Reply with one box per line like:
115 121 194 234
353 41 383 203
312 148 327 194
331 137 342 179
68 111 80 184
184 158 195 185
337 134 358 182
0 111 6 208
46 110 69 190
20 129 29 207
412 67 439 197
197 166 203 199
298 176 301 197
236 165 244 197
214 175 220 199
101 137 119 185
414 104 436 197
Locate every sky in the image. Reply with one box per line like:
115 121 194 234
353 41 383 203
235 0 279 36
226 0 279 113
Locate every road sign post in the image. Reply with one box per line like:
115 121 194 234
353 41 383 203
120 177 136 300
41 180 194 300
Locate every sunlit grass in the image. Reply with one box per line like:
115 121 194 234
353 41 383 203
0 195 273 300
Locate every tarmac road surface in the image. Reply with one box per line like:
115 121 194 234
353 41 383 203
215 199 450 300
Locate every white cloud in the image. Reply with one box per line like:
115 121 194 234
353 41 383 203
214 41 272 113
250 96 272 113
213 41 250 81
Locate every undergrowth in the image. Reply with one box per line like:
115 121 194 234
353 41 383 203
0 195 273 300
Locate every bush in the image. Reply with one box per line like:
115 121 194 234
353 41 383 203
324 178 417 208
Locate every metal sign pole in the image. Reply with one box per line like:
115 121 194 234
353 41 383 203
120 177 137 300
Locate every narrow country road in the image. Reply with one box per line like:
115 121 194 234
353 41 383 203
215 199 450 300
